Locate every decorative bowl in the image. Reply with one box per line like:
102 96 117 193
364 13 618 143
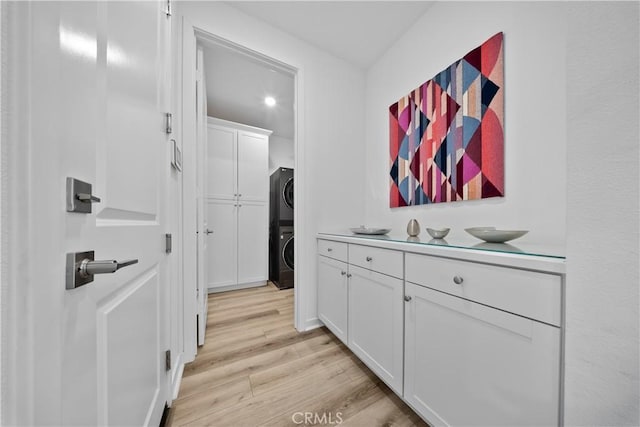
426 228 450 239
350 226 391 236
465 227 528 243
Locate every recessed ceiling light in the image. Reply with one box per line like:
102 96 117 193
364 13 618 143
264 96 276 107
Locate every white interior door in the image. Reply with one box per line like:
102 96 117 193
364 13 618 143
196 45 209 346
207 200 239 288
237 131 269 201
207 124 237 199
237 201 269 284
5 1 171 425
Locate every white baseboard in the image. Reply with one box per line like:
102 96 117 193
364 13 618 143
208 280 267 294
170 356 185 403
300 317 322 332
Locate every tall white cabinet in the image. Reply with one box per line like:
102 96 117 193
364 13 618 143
206 117 271 291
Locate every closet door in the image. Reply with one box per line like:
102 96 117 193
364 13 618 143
237 131 268 201
237 201 268 284
207 200 238 288
207 125 236 199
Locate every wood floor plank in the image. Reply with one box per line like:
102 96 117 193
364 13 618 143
180 360 353 426
260 374 387 427
186 327 325 376
249 342 350 396
342 392 428 427
293 327 343 357
171 284 424 427
171 377 253 426
178 346 300 399
195 327 266 357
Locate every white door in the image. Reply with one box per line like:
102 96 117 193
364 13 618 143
207 200 238 288
317 256 349 344
195 45 209 346
237 201 268 284
5 1 171 425
404 282 561 426
348 265 404 395
237 131 269 201
207 124 237 199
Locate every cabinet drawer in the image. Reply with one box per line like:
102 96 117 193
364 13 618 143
349 244 403 279
317 239 347 262
405 253 561 326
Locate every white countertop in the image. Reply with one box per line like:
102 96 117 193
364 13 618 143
317 231 566 274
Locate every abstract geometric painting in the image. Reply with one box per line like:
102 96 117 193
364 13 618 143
389 32 504 207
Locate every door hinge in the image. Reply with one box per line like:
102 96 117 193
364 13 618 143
165 0 171 17
165 350 171 371
195 81 198 112
165 233 172 254
165 112 172 134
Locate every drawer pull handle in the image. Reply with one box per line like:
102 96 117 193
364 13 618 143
404 295 412 302
365 256 373 262
341 271 346 276
346 273 352 278
453 276 464 285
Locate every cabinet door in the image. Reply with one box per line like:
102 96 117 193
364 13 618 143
237 201 268 284
317 255 348 344
207 200 238 289
348 265 404 394
237 131 268 201
404 282 561 427
207 125 237 199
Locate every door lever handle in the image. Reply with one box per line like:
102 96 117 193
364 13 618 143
80 258 138 277
76 193 101 203
67 251 138 290
205 229 214 235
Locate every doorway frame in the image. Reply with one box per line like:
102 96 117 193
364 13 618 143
181 21 306 334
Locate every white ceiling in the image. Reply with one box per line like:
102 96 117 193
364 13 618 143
203 1 435 140
226 1 435 70
203 43 296 139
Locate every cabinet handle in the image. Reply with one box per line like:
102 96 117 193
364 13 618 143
404 295 412 302
365 256 373 262
327 248 333 252
346 273 352 278
453 276 464 285
340 271 346 276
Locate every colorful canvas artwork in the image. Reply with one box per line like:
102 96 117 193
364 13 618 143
389 32 504 207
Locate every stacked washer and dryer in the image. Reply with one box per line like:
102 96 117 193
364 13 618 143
269 168 294 289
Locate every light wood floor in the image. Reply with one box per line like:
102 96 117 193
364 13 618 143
169 282 427 426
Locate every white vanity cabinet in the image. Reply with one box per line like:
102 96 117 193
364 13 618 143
317 241 349 344
404 252 562 426
317 233 565 427
347 247 404 395
404 282 561 426
316 241 405 394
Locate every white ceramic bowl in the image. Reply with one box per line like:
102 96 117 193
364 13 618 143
350 227 391 235
465 227 528 243
426 228 450 239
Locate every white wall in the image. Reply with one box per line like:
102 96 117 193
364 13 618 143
179 2 366 329
565 2 639 425
365 2 567 246
269 135 294 175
